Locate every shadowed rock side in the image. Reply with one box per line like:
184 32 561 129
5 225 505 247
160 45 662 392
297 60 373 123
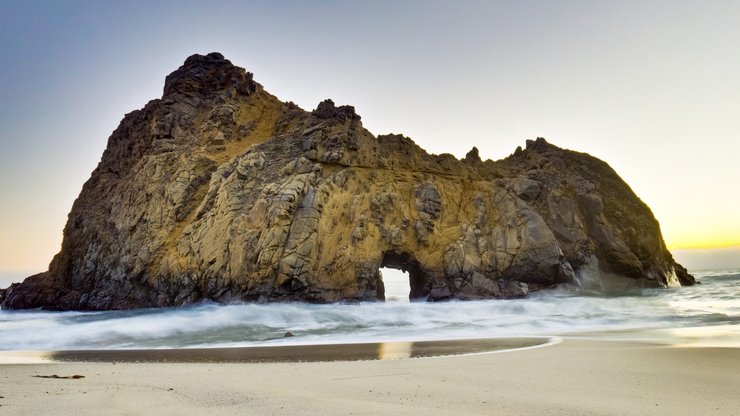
1 53 693 310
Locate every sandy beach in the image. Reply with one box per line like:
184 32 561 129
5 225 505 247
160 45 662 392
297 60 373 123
1 338 738 416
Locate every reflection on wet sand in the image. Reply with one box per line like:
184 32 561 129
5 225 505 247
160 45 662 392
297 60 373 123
378 341 413 360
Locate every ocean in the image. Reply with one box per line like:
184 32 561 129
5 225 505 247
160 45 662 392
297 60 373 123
0 270 738 351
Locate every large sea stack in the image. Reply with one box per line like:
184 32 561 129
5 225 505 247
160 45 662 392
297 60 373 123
1 53 693 310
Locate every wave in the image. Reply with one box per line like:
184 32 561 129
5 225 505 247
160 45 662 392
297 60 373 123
0 272 737 351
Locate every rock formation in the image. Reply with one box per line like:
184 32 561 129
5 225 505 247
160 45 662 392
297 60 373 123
1 53 693 310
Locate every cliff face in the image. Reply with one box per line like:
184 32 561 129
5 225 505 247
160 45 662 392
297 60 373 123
1 53 693 310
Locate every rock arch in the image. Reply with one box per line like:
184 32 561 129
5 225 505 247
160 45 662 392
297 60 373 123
379 250 429 301
0 53 693 310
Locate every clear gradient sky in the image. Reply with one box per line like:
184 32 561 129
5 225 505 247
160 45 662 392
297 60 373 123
1 0 739 280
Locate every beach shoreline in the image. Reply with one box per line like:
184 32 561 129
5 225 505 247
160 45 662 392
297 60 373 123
0 337 554 364
1 337 738 416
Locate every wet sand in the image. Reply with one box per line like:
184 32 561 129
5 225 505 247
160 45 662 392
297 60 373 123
0 338 738 415
35 337 551 363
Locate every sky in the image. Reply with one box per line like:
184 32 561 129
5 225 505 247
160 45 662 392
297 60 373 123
1 0 739 282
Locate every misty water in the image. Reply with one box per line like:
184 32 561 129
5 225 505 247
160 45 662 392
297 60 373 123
0 269 738 351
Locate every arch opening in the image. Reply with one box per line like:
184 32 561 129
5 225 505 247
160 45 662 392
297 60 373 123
380 250 429 302
380 268 410 303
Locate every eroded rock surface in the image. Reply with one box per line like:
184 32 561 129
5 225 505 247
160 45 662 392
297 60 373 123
1 53 693 310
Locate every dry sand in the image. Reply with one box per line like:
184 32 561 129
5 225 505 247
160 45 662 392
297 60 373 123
0 338 738 416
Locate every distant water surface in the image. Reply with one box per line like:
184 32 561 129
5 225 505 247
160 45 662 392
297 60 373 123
0 270 737 351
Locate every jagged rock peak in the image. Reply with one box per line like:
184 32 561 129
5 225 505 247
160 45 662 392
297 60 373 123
163 52 257 97
312 99 360 121
526 137 556 152
464 147 481 163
